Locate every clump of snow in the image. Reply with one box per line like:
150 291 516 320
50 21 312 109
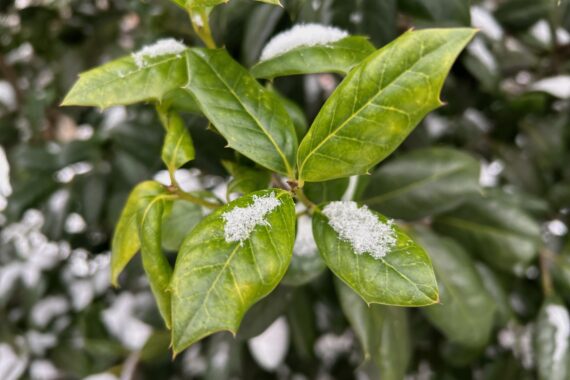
529 20 570 46
132 38 186 68
294 215 317 257
222 192 280 243
260 23 349 61
0 343 27 380
0 146 12 212
31 296 69 328
546 304 570 362
470 6 504 41
102 293 153 351
322 201 396 259
530 76 570 99
248 317 289 371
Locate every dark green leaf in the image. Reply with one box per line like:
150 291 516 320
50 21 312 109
171 189 296 353
297 28 477 182
62 52 187 109
332 0 397 46
161 200 204 251
250 36 375 79
312 204 438 306
336 280 410 379
413 227 496 348
184 48 298 176
222 160 271 196
534 298 570 380
304 178 350 204
159 110 195 173
362 147 481 220
399 0 471 26
433 195 541 273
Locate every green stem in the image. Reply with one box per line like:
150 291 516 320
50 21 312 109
295 188 318 212
539 248 554 298
189 8 217 49
176 189 221 209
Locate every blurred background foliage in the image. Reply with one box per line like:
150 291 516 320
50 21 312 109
1 0 570 379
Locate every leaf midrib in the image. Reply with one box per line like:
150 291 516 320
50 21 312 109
190 51 294 177
298 34 458 179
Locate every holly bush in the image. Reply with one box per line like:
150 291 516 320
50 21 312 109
1 0 570 379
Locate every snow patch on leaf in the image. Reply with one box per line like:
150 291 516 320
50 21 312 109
260 23 348 61
323 201 395 259
546 304 570 362
222 192 280 243
132 38 186 68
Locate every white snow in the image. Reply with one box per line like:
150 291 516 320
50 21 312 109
530 20 570 46
0 344 27 380
260 23 349 61
293 215 317 257
29 360 59 380
102 293 152 351
31 296 69 328
0 146 12 212
154 168 203 192
83 374 118 380
479 159 504 187
248 317 290 371
546 304 570 362
0 81 17 111
322 201 396 259
470 6 504 41
341 176 358 201
546 220 568 236
530 76 570 99
132 38 186 68
222 192 280 243
467 37 498 73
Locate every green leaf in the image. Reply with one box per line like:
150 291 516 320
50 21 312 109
170 189 296 354
535 298 570 380
62 52 187 109
250 36 375 79
413 227 496 348
274 92 308 139
184 48 298 176
362 147 481 220
137 192 174 328
398 0 471 26
476 263 513 327
173 0 228 9
111 181 165 286
433 195 541 273
297 28 476 183
312 205 438 306
222 160 271 196
237 286 292 340
159 110 195 173
161 200 204 251
336 280 410 379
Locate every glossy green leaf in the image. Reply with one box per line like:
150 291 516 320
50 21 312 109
137 192 174 328
62 52 187 109
297 28 476 183
250 36 375 79
362 147 481 220
476 263 513 326
433 196 541 273
413 227 496 348
184 48 298 177
274 92 308 139
534 298 570 380
111 181 165 286
170 189 296 354
237 286 292 340
161 200 204 251
336 280 410 379
159 110 195 173
312 206 438 306
222 160 271 196
174 0 228 9
256 0 282 6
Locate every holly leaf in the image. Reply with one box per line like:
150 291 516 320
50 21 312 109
62 51 187 109
362 147 480 220
413 227 496 348
160 111 195 173
312 204 438 306
297 28 476 182
170 189 296 354
251 36 375 79
222 160 271 196
183 48 298 176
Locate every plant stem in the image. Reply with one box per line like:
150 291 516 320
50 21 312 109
295 188 318 212
539 248 554 298
189 8 217 49
176 189 221 209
